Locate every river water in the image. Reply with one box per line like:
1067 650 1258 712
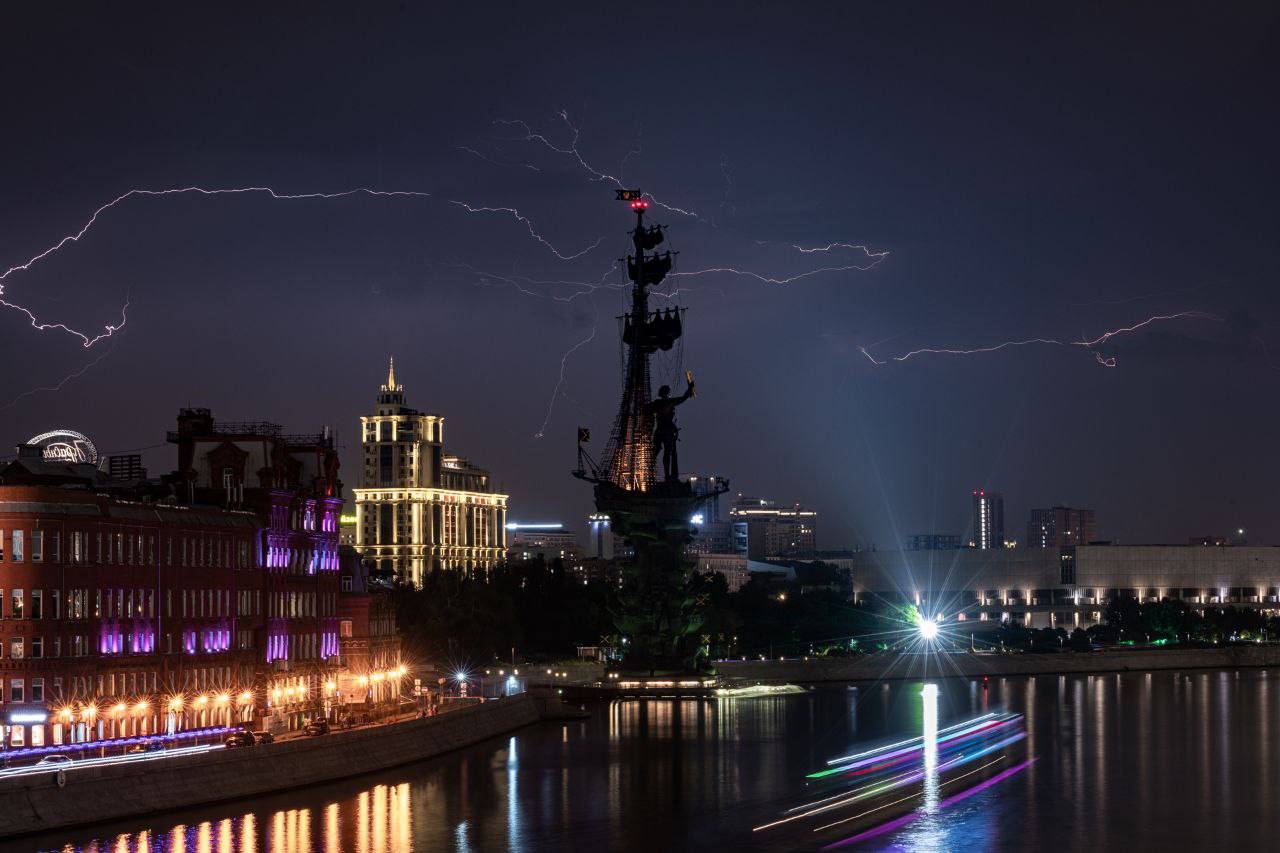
9 669 1280 852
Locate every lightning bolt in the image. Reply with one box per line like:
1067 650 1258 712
859 311 1221 366
619 125 643 184
449 260 621 304
0 321 125 412
455 145 541 172
792 242 887 255
447 201 603 260
534 320 599 439
670 252 889 286
0 185 601 349
495 111 703 219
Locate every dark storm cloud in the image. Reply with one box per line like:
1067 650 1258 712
1 2 1278 547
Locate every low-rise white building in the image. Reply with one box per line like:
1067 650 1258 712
847 545 1280 630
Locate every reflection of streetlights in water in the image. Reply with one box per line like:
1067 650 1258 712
921 683 939 814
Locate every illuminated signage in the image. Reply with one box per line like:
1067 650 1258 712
28 429 98 465
8 711 49 724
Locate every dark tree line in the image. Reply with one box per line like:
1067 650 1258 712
392 559 1280 669
391 558 893 666
392 556 615 667
1099 595 1279 644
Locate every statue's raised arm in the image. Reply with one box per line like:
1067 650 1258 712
647 370 698 482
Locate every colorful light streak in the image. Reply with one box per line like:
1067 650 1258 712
820 757 1037 849
0 726 234 767
754 710 1026 833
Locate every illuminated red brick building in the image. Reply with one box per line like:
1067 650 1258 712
0 468 261 751
0 407 350 754
167 409 343 731
335 547 402 712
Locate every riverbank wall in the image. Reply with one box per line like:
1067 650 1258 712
716 645 1280 683
0 691 573 839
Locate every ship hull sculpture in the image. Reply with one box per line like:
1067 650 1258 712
575 190 727 673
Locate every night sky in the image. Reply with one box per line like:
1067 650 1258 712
2 3 1277 549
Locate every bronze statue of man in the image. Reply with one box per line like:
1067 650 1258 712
645 372 695 482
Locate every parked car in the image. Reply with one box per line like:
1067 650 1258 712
128 740 165 754
252 731 275 745
224 731 256 748
303 720 330 737
36 754 73 766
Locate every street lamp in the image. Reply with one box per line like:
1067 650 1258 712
917 618 939 641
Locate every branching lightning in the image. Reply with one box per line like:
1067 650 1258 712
447 201 603 260
534 321 598 439
671 252 889 286
0 184 603 350
1 122 891 438
495 112 703 219
858 311 1221 367
456 144 541 172
793 242 886 255
0 324 124 412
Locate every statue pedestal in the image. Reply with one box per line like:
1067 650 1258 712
593 479 725 673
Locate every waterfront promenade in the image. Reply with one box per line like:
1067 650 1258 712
0 691 576 839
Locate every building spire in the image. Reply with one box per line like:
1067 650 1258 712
387 355 397 390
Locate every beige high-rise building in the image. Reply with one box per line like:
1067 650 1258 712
353 359 508 586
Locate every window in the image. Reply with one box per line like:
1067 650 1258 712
31 531 43 562
51 590 60 619
341 575 353 592
51 531 60 563
9 638 22 659
31 678 43 703
32 637 43 658
30 590 41 619
10 531 21 562
10 589 22 619
340 620 353 637
0 529 4 560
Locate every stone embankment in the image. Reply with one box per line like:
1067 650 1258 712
0 691 576 839
715 645 1280 683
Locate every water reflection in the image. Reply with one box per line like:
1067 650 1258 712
44 782 413 853
22 671 1280 852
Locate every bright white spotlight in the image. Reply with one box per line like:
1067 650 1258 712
918 618 939 641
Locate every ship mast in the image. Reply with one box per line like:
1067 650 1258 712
599 191 677 492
